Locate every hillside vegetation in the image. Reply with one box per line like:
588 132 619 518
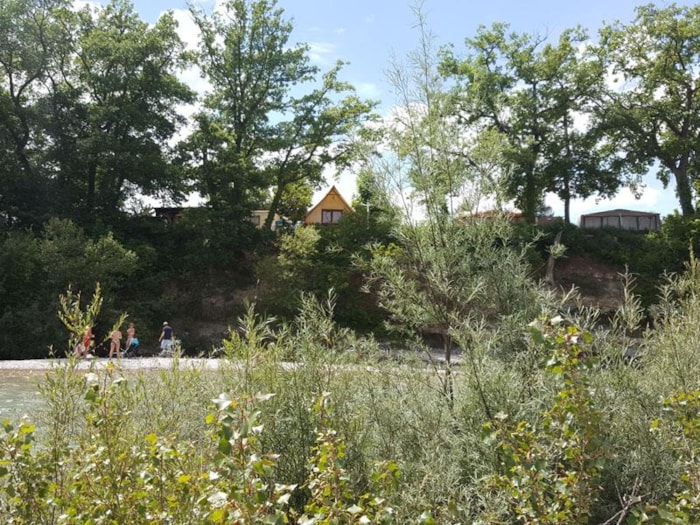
3 1 700 521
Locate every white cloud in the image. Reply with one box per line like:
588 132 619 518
355 82 381 100
308 41 337 65
171 8 200 52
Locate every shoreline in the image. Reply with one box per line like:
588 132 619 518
0 357 223 371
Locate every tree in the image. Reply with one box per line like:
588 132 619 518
598 3 700 216
362 7 547 408
275 180 313 224
440 25 625 224
0 0 69 227
538 28 625 224
0 218 137 358
189 0 376 230
45 0 194 224
439 23 547 223
0 0 193 228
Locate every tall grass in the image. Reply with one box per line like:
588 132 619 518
4 266 700 522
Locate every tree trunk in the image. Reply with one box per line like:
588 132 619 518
671 163 695 216
265 181 285 230
442 332 454 411
562 168 571 224
523 168 538 224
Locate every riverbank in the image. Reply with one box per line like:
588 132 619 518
0 348 462 371
0 357 223 371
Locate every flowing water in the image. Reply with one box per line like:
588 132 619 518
0 358 224 424
0 371 45 423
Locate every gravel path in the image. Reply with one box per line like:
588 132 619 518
0 357 224 371
0 348 462 372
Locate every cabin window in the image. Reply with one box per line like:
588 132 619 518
248 215 261 226
321 209 343 224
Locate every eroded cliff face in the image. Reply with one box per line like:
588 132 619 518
170 254 632 353
553 254 627 312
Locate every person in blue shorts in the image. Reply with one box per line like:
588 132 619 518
159 321 173 355
124 322 139 357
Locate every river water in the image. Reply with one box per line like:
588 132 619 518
0 357 227 423
0 371 44 422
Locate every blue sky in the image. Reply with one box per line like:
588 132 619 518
125 0 692 222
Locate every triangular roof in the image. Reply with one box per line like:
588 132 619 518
305 185 354 219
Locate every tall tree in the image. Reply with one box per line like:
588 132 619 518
0 0 69 226
0 0 193 227
189 0 376 230
46 0 194 223
538 28 624 224
441 25 625 224
598 3 700 216
440 24 547 223
362 7 546 408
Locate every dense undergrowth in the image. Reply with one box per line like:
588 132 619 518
2 255 700 523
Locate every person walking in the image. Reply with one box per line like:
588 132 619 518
74 325 94 358
159 321 173 356
109 327 122 359
124 322 138 357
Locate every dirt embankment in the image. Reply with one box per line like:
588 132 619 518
553 254 627 311
171 254 629 351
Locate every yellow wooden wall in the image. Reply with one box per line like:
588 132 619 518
304 188 352 225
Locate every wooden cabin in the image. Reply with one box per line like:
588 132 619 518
579 209 661 231
154 206 187 223
304 186 354 226
248 209 283 230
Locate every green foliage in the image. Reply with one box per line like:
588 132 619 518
256 214 392 329
367 217 545 359
0 0 193 227
482 319 606 524
39 218 138 295
0 230 51 358
0 418 52 523
276 181 314 224
188 0 376 230
598 3 700 216
360 11 551 418
57 283 103 354
10 268 700 522
256 227 322 318
7 3 700 521
642 213 700 276
525 215 700 307
441 23 622 224
645 391 700 523
203 392 292 523
0 355 403 524
297 393 399 524
0 219 137 358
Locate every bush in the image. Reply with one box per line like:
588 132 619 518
7 260 700 522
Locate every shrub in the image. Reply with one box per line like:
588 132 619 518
481 319 606 524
